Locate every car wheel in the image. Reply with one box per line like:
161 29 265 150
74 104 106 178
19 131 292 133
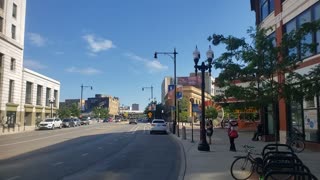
150 131 153 134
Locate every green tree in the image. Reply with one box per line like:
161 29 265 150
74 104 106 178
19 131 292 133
177 97 189 123
57 104 71 119
92 107 109 119
205 107 218 120
208 21 320 138
69 103 80 117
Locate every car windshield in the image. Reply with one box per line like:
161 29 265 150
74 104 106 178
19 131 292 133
44 119 54 122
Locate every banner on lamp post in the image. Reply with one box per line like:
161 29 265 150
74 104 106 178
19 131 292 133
176 85 183 100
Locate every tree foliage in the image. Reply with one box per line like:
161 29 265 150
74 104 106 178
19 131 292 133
57 104 71 119
69 103 80 117
208 20 320 110
92 107 109 119
205 106 218 120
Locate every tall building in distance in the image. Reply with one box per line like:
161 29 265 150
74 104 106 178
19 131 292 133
250 0 320 146
161 76 173 104
86 94 120 117
0 0 60 133
132 103 139 111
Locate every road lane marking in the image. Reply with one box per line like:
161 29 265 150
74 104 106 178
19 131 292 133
81 153 89 157
52 162 64 166
6 176 21 180
131 126 139 134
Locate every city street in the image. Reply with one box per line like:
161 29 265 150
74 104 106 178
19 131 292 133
0 123 181 180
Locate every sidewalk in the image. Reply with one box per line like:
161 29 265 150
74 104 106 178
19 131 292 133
171 123 320 180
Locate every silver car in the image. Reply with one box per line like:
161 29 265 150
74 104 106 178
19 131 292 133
72 118 81 127
150 119 167 134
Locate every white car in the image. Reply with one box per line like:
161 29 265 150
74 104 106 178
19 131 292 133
39 118 62 130
150 119 167 134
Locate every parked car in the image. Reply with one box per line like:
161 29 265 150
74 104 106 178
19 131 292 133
72 118 81 126
39 118 62 130
62 118 72 128
80 119 90 125
150 119 167 134
114 118 121 123
129 118 137 124
103 118 109 123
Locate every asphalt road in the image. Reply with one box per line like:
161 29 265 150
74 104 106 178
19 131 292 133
0 122 181 180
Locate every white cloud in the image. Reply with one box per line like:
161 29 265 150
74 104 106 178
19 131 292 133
83 34 114 53
24 59 47 70
66 67 102 75
27 32 46 47
125 53 168 73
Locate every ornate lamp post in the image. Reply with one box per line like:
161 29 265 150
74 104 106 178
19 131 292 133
193 46 214 152
49 97 55 118
154 48 178 134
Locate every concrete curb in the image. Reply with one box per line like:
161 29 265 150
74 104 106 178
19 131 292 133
169 132 187 180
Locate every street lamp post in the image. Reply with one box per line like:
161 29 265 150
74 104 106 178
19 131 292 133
154 48 178 134
142 86 155 120
190 98 195 143
49 97 55 118
80 84 93 112
142 86 154 100
193 46 214 152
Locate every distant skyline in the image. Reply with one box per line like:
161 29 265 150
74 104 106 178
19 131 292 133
24 0 255 109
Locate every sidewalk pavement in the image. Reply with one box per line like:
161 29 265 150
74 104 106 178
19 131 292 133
171 123 320 180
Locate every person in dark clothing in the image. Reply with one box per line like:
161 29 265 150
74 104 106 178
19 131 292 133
252 123 263 141
206 120 213 144
228 119 238 152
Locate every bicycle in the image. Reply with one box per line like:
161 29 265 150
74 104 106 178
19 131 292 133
286 128 305 153
230 145 263 180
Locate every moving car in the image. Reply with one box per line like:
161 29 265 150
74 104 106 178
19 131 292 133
150 119 167 134
129 118 137 124
39 118 62 130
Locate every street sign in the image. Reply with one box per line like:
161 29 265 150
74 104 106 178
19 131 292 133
192 104 200 113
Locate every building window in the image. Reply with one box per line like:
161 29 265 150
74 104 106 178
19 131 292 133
25 82 33 104
10 58 15 70
315 3 320 53
36 85 42 105
46 88 51 106
0 17 3 33
305 97 315 108
8 80 14 103
12 3 17 18
54 90 58 107
285 2 320 59
298 10 312 58
0 53 3 68
0 0 4 10
11 24 16 39
260 0 274 21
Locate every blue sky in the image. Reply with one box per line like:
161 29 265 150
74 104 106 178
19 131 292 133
24 0 255 110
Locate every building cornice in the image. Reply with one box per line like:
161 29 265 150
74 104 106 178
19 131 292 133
0 34 23 50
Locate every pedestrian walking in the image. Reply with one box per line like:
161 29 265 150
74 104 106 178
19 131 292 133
228 119 238 152
206 119 213 144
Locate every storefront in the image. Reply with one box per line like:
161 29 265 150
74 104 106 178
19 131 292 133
288 96 320 144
